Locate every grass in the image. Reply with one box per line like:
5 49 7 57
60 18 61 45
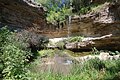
30 47 120 80
64 49 91 57
37 49 55 57
79 1 111 14
91 3 106 12
28 56 120 80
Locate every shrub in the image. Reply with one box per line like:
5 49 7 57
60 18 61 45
113 72 120 80
1 44 30 79
35 0 72 25
0 27 31 79
83 58 105 70
67 36 84 43
38 49 55 57
16 30 49 51
56 41 65 49
91 47 100 55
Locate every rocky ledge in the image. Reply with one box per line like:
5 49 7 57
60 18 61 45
65 34 120 50
65 2 120 51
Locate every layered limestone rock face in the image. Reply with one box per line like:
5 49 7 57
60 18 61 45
43 2 120 38
65 34 120 50
48 2 120 50
70 2 120 37
0 0 49 50
0 0 120 50
0 0 119 38
65 2 120 50
0 0 47 32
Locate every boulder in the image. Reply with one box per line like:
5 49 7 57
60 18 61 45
113 55 120 60
99 52 110 60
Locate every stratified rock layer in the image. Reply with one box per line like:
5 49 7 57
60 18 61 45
0 0 120 50
0 0 47 32
37 2 120 38
65 35 120 50
64 2 120 50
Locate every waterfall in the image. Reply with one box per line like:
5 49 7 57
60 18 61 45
67 16 71 38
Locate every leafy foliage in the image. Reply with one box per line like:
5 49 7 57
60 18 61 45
67 36 84 42
35 0 72 24
16 30 49 49
56 41 65 49
0 27 31 79
38 49 55 57
91 47 100 55
46 7 72 24
83 58 105 70
72 0 91 13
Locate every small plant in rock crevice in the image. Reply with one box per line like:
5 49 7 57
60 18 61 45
67 36 84 43
91 47 100 55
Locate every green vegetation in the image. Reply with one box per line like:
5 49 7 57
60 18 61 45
0 27 120 80
46 7 71 24
91 47 120 55
38 49 55 57
91 47 100 55
0 0 119 80
109 51 120 55
35 0 72 24
0 26 49 79
28 57 120 80
35 0 105 24
67 36 84 42
72 0 92 14
56 41 65 49
0 27 31 79
35 0 112 25
65 50 91 57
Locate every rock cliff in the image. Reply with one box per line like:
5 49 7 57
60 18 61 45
0 0 47 32
0 0 120 50
41 1 120 38
65 2 120 50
